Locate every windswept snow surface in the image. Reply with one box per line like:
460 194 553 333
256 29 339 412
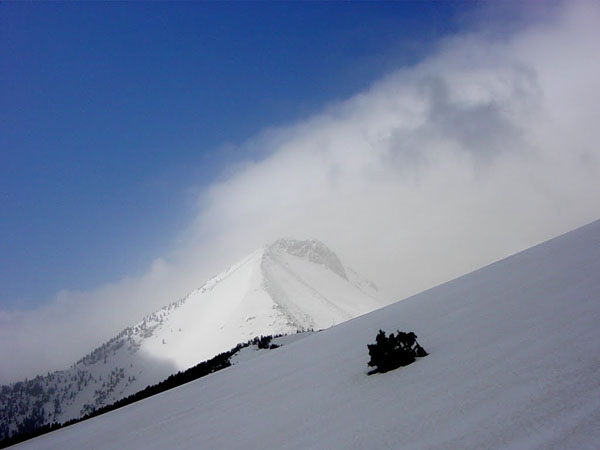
17 221 600 449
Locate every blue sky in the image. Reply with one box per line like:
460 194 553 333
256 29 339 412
1 2 468 308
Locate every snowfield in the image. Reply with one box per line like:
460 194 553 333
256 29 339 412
16 220 600 449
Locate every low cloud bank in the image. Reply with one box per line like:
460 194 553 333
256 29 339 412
3 2 600 384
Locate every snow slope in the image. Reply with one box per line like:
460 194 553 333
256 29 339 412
16 219 600 449
0 239 384 436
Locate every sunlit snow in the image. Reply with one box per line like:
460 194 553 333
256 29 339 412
17 220 600 449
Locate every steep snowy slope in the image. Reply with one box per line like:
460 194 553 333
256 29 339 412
0 239 384 436
17 219 600 449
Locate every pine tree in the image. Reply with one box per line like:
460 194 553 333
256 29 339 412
367 329 427 374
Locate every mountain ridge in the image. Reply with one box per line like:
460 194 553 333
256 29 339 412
15 219 600 450
0 238 385 440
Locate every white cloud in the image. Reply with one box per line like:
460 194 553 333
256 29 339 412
3 1 600 384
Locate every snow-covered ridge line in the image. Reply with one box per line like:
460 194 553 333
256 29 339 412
77 247 275 368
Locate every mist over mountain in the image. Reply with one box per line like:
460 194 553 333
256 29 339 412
12 218 600 449
0 239 386 439
4 1 600 389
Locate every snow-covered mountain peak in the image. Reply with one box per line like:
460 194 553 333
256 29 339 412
0 238 387 438
265 238 348 280
27 219 600 450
